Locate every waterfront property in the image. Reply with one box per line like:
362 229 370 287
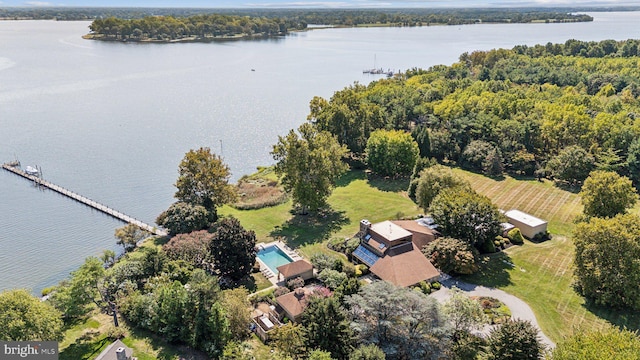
353 219 440 287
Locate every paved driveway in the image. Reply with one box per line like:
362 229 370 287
430 278 555 349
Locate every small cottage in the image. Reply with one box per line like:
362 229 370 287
504 209 547 239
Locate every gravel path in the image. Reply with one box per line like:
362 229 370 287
430 277 555 349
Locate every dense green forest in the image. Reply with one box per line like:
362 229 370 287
1 6 595 25
310 38 640 185
87 14 303 41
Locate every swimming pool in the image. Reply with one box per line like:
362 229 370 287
257 245 294 274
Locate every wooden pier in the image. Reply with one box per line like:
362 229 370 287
2 162 167 237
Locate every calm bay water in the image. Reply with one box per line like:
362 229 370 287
1 12 639 294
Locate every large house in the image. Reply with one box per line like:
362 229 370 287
353 219 440 287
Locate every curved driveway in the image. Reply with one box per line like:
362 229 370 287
430 278 555 349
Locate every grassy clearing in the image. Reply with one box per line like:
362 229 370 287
455 169 640 342
59 312 208 360
222 170 420 259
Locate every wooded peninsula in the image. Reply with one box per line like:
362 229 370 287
76 9 594 42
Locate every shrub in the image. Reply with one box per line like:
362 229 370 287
420 281 432 294
355 264 370 276
482 237 497 253
274 286 290 297
345 238 361 254
431 282 441 290
318 269 348 290
104 325 128 340
507 228 525 245
286 276 305 290
423 237 480 275
327 237 347 252
311 253 341 272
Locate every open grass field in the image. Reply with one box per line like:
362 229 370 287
455 169 640 343
222 170 420 259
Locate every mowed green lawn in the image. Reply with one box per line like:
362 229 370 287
222 170 420 258
454 169 640 343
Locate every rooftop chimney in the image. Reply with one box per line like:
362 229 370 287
116 347 128 360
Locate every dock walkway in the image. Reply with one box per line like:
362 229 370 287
2 163 167 237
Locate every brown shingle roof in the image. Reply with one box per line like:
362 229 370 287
369 243 440 287
276 288 312 320
94 339 133 360
392 220 438 250
277 259 313 278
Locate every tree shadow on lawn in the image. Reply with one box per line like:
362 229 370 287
583 300 640 333
366 173 410 192
60 331 109 360
270 207 349 248
125 325 210 360
335 169 367 187
458 251 514 288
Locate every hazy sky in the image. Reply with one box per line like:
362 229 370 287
0 0 637 8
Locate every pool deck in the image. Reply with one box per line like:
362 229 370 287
256 240 304 285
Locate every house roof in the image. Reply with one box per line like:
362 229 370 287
504 209 547 227
95 339 132 360
392 220 438 249
276 288 312 320
392 220 436 235
277 259 313 278
369 243 440 287
370 220 413 243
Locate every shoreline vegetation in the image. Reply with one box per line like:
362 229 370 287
81 10 594 43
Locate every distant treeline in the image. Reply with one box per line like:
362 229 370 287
87 14 304 41
0 7 597 25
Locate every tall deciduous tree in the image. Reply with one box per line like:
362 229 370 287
365 129 419 177
442 287 487 334
546 145 595 185
49 256 105 320
429 187 502 250
550 326 640 360
349 344 386 360
0 289 64 341
272 323 307 359
175 147 237 215
579 170 637 218
156 201 211 235
162 230 213 270
626 138 640 186
272 123 348 214
485 320 543 360
115 223 149 252
301 296 354 360
209 216 257 282
346 281 450 359
411 124 431 158
414 165 470 212
573 214 640 310
221 288 251 340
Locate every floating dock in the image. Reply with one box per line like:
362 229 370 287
2 162 167 237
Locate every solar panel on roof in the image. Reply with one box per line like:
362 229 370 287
353 245 380 267
365 234 371 240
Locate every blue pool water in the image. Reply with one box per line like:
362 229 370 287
257 245 294 273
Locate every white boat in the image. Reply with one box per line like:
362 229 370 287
25 165 39 176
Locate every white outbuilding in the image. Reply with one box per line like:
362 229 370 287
504 209 548 239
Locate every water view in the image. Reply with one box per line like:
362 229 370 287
1 11 639 293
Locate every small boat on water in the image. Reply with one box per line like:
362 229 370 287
25 165 39 176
